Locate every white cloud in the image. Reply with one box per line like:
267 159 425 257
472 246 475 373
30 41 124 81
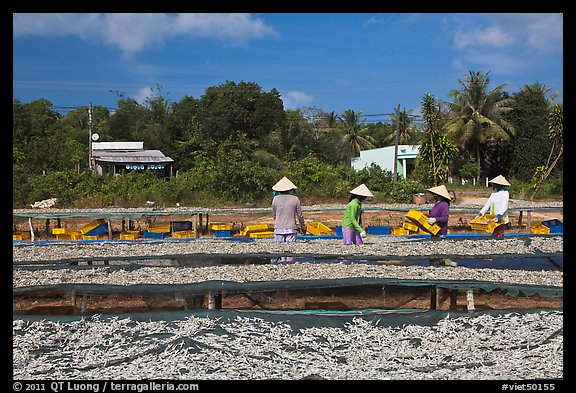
454 26 515 50
452 13 562 55
281 91 314 110
449 13 562 77
134 87 155 104
13 13 276 57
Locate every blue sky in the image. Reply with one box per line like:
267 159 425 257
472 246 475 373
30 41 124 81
13 13 563 121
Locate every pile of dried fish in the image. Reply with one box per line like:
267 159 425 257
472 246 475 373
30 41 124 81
13 262 562 288
13 310 563 380
12 236 563 263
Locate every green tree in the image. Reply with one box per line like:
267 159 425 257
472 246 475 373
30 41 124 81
502 84 553 181
418 94 457 185
196 80 285 142
338 109 376 160
386 106 421 146
531 103 563 200
443 71 515 179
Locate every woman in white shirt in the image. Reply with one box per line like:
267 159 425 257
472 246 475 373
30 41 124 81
476 175 510 237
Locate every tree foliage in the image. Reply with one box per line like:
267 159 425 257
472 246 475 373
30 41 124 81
12 75 562 208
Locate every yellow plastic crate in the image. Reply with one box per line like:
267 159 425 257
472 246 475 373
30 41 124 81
470 214 502 234
147 222 171 233
13 231 31 240
80 219 106 235
120 230 141 240
306 221 333 236
82 234 106 240
240 224 269 237
211 223 231 231
54 232 83 240
530 223 551 235
249 231 275 238
171 230 196 238
405 210 441 235
402 221 420 232
392 227 412 236
52 227 80 236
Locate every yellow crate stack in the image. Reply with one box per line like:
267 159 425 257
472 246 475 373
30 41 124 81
171 230 196 238
405 210 441 235
52 227 83 240
469 214 502 234
147 222 171 233
120 230 141 240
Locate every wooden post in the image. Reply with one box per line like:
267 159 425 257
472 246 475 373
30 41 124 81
207 292 215 310
526 211 532 233
430 286 437 310
45 219 50 237
81 293 88 313
107 219 112 239
449 290 458 310
193 215 199 238
466 290 475 311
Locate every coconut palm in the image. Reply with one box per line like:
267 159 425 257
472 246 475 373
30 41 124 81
443 71 515 177
338 109 376 158
386 106 420 145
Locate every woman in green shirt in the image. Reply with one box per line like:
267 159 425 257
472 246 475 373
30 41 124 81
341 184 374 245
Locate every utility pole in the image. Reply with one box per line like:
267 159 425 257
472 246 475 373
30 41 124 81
393 103 400 182
88 102 93 171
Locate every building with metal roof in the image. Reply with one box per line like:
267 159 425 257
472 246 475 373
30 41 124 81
91 141 174 178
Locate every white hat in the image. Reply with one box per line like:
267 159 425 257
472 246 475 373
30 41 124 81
489 175 511 186
272 176 297 192
427 185 452 200
350 184 374 197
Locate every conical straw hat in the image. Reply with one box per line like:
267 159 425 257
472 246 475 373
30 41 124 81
427 185 452 200
272 176 297 191
350 184 374 197
488 175 511 186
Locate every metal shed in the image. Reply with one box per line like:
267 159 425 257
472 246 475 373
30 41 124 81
91 141 174 177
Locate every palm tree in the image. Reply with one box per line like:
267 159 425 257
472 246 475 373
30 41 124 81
443 71 515 178
420 94 440 183
386 106 420 145
338 109 376 159
521 82 561 105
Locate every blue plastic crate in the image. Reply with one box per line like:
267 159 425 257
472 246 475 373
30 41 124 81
83 223 109 237
541 219 563 233
367 225 391 235
142 231 170 239
214 230 232 237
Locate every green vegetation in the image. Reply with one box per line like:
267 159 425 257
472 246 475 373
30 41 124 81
13 72 562 208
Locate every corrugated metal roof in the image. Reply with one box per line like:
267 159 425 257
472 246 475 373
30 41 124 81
93 149 174 163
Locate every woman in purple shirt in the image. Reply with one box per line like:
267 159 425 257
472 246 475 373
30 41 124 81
425 185 452 237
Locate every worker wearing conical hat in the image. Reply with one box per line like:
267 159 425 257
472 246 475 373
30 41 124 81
425 185 452 237
476 175 511 237
271 177 306 242
341 184 374 245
